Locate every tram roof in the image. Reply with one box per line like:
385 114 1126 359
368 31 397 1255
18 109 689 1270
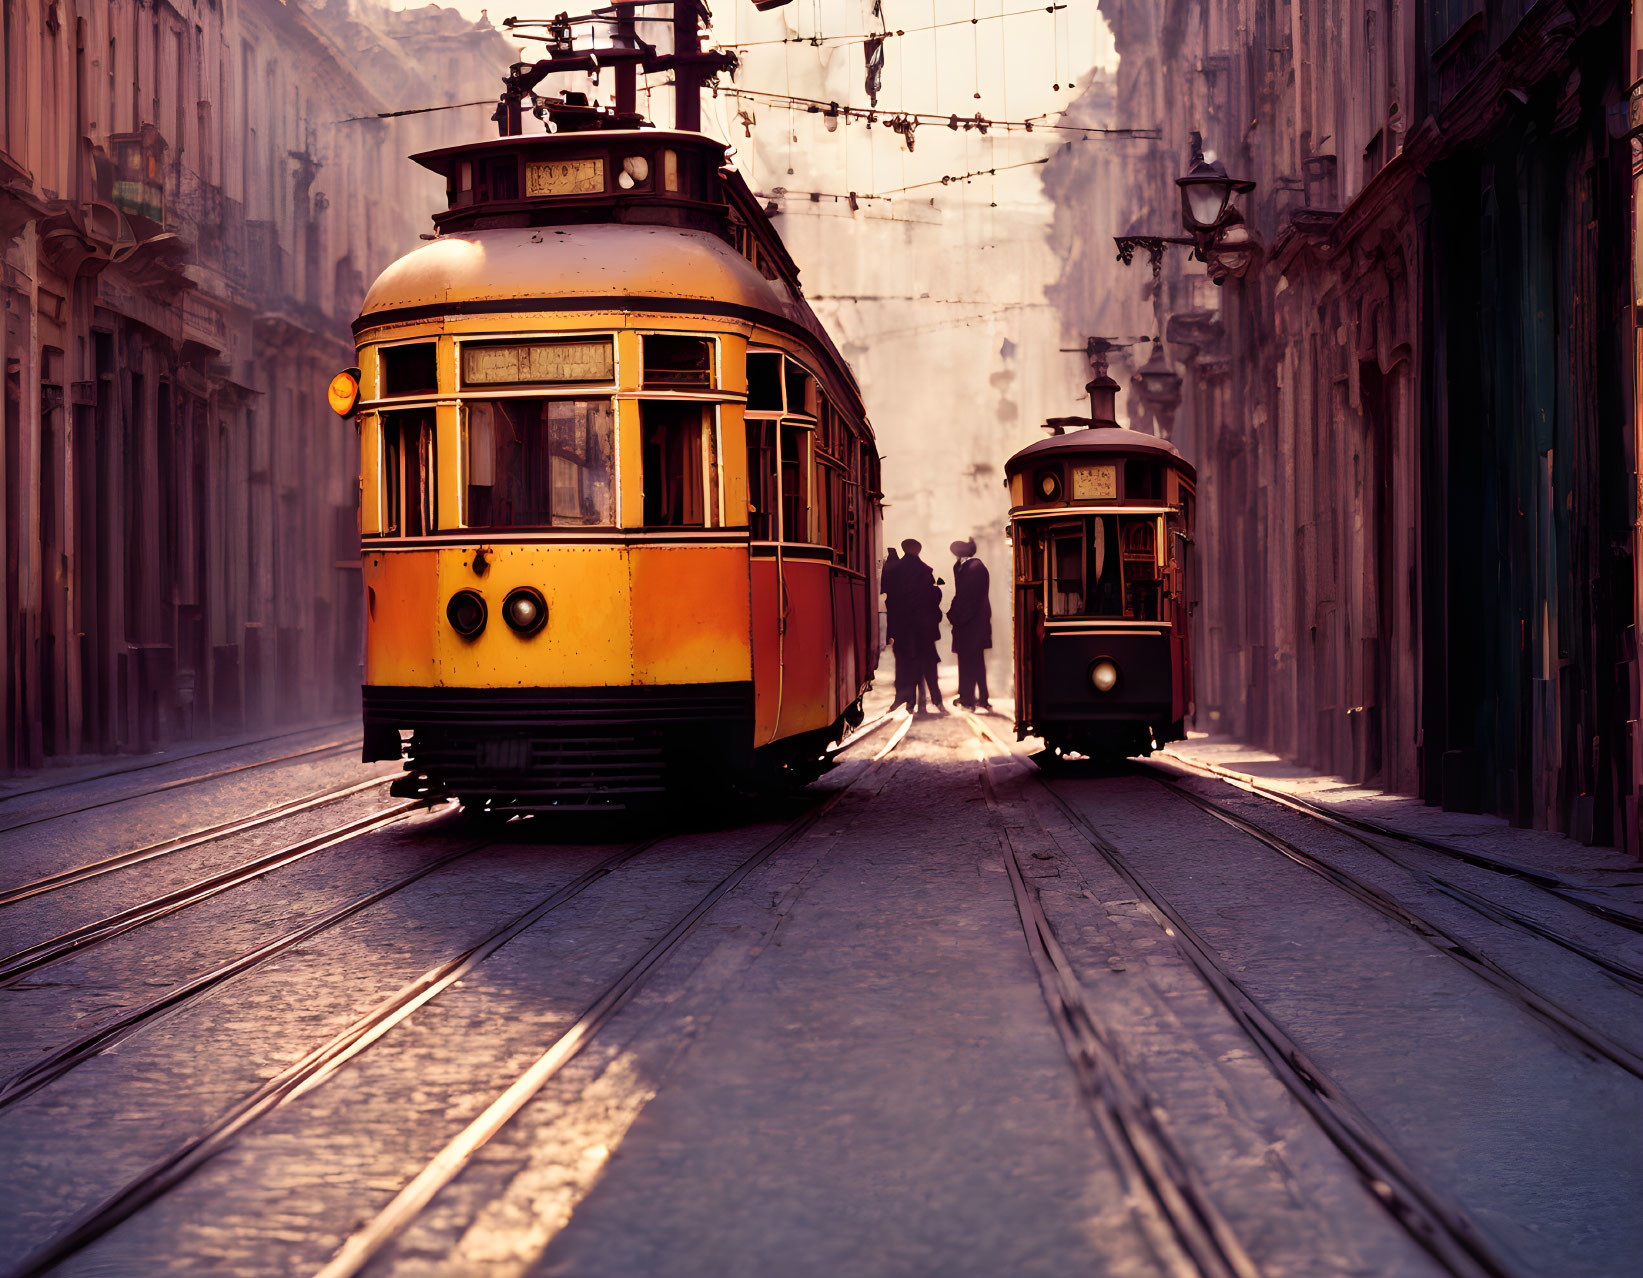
356 223 865 413
1006 422 1195 478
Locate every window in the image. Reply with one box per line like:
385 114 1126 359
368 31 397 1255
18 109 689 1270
1124 459 1162 501
1048 528 1085 617
1037 514 1165 620
643 335 712 388
780 421 809 541
747 351 783 411
784 361 814 416
381 343 438 397
642 401 715 527
464 398 614 528
747 418 777 539
485 157 519 201
382 410 436 536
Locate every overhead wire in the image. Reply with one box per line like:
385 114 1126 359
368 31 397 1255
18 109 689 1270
711 4 1065 51
717 85 1156 139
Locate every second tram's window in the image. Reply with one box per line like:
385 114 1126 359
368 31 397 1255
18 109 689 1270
464 399 615 528
643 335 713 388
1125 459 1162 501
1090 515 1125 615
1048 529 1085 617
381 410 436 536
747 418 778 539
642 401 715 527
381 343 438 397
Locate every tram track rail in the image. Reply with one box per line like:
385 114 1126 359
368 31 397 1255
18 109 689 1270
310 739 910 1278
1141 766 1643 1083
2 835 663 1278
7 734 914 1278
961 712 1515 1278
0 773 399 909
0 736 361 838
0 833 482 1112
0 721 357 807
0 801 427 986
973 734 1259 1278
1161 752 1643 936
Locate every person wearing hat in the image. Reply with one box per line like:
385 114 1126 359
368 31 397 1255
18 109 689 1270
948 537 992 711
888 538 945 713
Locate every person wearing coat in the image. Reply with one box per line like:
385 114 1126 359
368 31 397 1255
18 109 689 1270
948 538 992 711
889 539 945 713
882 547 917 709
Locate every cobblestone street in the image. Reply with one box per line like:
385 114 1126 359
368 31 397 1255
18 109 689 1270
2 695 1641 1277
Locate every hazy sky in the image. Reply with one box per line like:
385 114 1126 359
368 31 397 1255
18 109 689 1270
401 0 1118 213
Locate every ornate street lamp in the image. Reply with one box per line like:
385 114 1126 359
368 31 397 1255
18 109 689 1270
1134 341 1182 437
1115 141 1257 278
1177 156 1256 235
1135 342 1182 410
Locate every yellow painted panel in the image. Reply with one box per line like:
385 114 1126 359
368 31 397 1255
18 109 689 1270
359 413 383 534
435 404 463 530
629 546 751 684
363 550 439 684
615 328 643 393
719 402 748 530
720 331 749 397
616 398 643 530
433 545 632 687
437 333 456 393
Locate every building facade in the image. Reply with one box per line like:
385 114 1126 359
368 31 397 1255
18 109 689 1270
0 0 509 767
1050 0 1638 852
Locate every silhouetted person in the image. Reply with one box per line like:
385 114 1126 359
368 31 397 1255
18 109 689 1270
882 547 916 709
891 538 945 713
949 538 992 711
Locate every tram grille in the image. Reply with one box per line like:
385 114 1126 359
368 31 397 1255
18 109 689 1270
363 683 754 808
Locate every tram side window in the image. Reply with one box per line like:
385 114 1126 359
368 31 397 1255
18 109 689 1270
642 401 716 527
785 361 815 416
643 335 713 388
382 410 436 536
747 418 778 539
464 398 615 528
780 421 809 541
747 353 783 411
1124 460 1162 501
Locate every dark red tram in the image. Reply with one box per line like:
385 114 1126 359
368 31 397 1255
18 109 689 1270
1005 416 1196 759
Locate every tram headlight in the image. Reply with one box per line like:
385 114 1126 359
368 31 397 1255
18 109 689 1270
1089 659 1119 693
447 589 487 638
502 587 547 636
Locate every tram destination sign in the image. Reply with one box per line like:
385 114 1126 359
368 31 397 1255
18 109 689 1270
1072 464 1118 500
525 158 606 197
462 339 615 386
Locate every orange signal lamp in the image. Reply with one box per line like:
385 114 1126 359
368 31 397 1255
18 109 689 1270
328 367 362 417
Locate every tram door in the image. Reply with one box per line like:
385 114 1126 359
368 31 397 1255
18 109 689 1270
1012 521 1043 728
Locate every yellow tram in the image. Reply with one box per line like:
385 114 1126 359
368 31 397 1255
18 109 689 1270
345 123 881 810
1005 415 1195 759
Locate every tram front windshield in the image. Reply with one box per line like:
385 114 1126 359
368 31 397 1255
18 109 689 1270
1034 514 1168 622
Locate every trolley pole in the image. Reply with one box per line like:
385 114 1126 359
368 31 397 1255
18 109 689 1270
614 3 638 117
673 0 704 132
